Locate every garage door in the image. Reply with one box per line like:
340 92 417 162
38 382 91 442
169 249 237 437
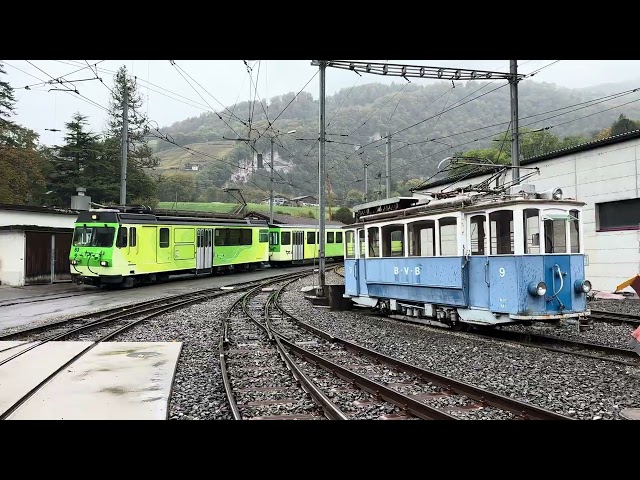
24 231 73 284
25 231 51 284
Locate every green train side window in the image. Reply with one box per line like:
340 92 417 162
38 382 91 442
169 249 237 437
336 232 343 244
281 232 291 245
159 228 170 248
130 227 137 247
259 229 269 243
307 232 315 244
327 232 334 244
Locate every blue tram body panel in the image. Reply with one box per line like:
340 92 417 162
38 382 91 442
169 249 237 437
570 255 587 312
353 257 468 306
466 257 489 309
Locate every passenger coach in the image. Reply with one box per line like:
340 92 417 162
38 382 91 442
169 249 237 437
343 186 592 329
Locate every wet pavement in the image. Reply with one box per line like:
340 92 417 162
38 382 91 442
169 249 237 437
0 265 318 332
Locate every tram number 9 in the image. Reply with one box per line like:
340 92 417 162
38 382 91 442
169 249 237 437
499 267 506 278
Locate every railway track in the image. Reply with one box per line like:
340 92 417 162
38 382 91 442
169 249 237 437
0 268 321 420
219 275 568 420
589 309 640 326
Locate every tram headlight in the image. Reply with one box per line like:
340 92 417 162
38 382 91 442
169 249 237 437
528 281 547 297
574 279 591 293
100 260 109 267
552 188 563 200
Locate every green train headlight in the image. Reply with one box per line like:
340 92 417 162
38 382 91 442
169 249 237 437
71 260 78 265
100 260 109 267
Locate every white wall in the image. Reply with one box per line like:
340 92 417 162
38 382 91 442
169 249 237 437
416 137 640 292
0 231 25 286
0 210 77 229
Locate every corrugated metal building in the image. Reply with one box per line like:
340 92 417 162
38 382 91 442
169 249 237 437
413 129 640 293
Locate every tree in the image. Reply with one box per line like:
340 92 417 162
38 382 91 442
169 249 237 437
344 188 365 207
333 206 354 224
46 112 101 206
0 63 48 205
610 114 637 136
106 65 159 169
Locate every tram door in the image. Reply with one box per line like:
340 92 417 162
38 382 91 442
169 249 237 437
292 230 304 262
196 228 213 273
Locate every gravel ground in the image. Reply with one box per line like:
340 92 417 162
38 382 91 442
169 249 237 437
282 273 640 420
589 298 640 315
110 293 244 420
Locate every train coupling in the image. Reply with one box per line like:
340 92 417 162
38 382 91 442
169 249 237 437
578 316 593 332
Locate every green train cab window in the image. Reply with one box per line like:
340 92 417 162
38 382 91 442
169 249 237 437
259 229 269 243
73 226 115 247
269 232 279 245
336 232 343 243
130 227 137 247
281 232 291 245
116 227 128 248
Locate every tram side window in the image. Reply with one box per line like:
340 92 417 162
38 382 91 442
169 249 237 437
570 210 580 253
489 210 514 255
117 227 128 248
367 227 380 257
159 228 170 248
381 224 404 257
345 231 356 259
307 232 315 244
130 227 137 247
469 215 485 255
358 230 365 257
439 217 457 256
281 231 291 245
408 220 435 256
336 232 343 244
327 232 334 243
544 216 567 254
523 209 540 254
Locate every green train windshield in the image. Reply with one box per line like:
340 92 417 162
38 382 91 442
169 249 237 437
72 226 116 247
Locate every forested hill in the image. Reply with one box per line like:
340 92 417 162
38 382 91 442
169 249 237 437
150 78 640 201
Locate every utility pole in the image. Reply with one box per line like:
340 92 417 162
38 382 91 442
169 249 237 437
386 131 391 198
363 163 369 202
510 60 520 184
270 137 274 224
315 60 327 296
119 84 128 206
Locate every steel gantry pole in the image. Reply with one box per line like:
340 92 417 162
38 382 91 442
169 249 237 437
270 136 274 224
317 60 327 296
386 131 391 198
510 60 521 184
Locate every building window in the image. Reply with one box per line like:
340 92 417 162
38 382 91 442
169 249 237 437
281 231 291 245
159 228 170 248
596 198 640 231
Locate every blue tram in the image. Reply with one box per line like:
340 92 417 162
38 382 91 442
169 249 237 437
342 187 592 329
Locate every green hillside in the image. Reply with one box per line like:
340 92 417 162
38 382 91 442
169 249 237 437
157 201 332 219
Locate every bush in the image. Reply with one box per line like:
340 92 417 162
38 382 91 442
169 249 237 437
333 206 354 224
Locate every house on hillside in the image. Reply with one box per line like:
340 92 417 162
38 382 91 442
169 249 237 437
290 195 318 207
184 163 201 171
260 196 291 206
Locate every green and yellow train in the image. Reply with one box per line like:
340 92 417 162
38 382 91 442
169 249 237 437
69 208 344 288
268 224 344 265
70 208 270 287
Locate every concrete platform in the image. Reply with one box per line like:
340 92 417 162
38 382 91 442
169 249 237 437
621 408 640 420
0 341 182 420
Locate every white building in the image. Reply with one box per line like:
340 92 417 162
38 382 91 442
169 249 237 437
0 204 79 286
414 129 640 293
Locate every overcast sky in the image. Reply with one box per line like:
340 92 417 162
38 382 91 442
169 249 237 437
3 59 640 146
